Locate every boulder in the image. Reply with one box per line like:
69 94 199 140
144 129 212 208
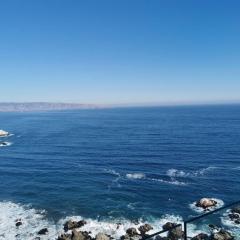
211 229 234 240
208 224 219 230
57 233 71 240
64 220 87 231
228 213 239 220
167 225 184 240
72 230 92 240
121 234 141 240
95 233 110 240
0 130 9 137
231 206 240 214
15 221 22 227
162 222 177 231
196 198 217 209
162 223 184 240
192 233 209 240
126 228 139 237
0 142 8 146
138 224 153 235
38 228 48 235
234 219 240 224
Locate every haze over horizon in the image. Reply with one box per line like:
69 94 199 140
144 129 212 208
0 0 240 105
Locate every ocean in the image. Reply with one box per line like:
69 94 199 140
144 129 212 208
0 105 240 239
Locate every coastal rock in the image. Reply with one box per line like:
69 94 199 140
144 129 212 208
228 213 239 220
95 233 110 240
211 229 234 240
64 220 87 231
0 130 9 137
126 228 139 237
208 225 219 230
37 228 48 235
15 221 22 227
138 224 153 235
231 206 240 214
192 233 209 240
196 198 217 209
162 222 177 231
162 222 183 240
0 142 8 146
72 229 91 240
57 233 71 240
167 226 184 240
121 234 141 240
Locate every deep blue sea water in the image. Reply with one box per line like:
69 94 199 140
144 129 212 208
0 105 240 239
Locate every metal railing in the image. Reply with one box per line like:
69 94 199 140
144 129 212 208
143 200 240 240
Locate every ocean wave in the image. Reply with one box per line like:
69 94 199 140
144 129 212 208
104 169 121 177
104 169 122 189
221 209 240 237
0 142 12 147
166 167 217 178
1 201 227 239
0 201 58 240
126 173 146 180
149 178 187 186
105 169 187 186
189 198 224 213
221 209 239 227
0 201 187 240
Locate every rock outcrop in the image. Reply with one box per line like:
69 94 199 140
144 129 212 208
138 224 153 235
211 229 234 240
37 228 48 235
162 222 184 240
95 233 110 240
126 228 138 237
0 130 9 137
64 220 87 231
196 198 217 209
192 233 209 240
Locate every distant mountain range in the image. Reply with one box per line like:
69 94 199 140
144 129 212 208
0 102 100 112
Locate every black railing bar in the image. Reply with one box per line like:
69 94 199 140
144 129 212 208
143 223 182 240
185 200 240 224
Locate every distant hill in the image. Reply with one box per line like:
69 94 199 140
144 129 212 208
0 102 99 112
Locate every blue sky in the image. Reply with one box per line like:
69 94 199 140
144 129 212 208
0 0 239 105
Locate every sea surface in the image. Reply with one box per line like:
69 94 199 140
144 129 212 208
0 105 240 239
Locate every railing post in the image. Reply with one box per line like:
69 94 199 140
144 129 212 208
184 222 187 240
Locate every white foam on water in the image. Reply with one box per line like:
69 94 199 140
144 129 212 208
0 201 197 240
0 142 12 147
0 201 58 240
104 169 122 189
221 209 240 228
166 167 217 178
189 198 224 213
126 173 146 180
104 169 121 177
149 178 187 186
221 210 240 238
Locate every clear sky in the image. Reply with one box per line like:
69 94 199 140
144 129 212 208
0 0 240 105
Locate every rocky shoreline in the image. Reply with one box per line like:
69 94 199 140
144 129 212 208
11 198 239 240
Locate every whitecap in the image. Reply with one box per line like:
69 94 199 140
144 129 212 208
0 201 212 240
166 167 217 178
189 198 224 213
221 209 240 228
126 173 146 180
149 178 188 186
104 169 121 177
0 201 58 240
0 142 12 147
